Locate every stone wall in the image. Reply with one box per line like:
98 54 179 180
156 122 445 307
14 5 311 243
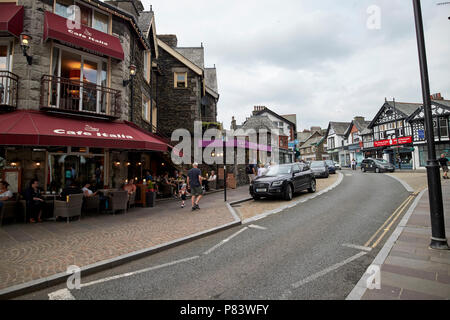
156 47 202 137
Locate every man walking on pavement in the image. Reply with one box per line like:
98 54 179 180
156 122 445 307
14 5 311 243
187 162 203 211
438 153 449 179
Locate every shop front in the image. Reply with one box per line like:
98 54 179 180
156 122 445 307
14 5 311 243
374 136 414 169
0 110 168 192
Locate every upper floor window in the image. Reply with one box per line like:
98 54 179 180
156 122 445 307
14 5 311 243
142 95 150 123
143 51 151 83
55 0 109 33
440 117 448 138
174 72 187 88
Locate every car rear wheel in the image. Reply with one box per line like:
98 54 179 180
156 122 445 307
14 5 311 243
308 179 316 193
284 184 293 201
375 167 380 173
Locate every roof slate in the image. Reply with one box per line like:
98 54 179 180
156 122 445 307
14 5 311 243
175 47 204 69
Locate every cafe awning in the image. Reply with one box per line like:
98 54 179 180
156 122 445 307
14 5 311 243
43 11 124 60
0 3 24 38
0 110 168 152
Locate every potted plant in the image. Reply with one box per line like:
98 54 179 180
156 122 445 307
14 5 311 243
145 180 156 207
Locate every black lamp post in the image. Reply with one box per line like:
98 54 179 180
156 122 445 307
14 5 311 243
412 0 449 250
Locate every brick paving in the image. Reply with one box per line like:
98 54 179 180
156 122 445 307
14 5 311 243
362 179 450 300
0 186 247 291
235 173 340 221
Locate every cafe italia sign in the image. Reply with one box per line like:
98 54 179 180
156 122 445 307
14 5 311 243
54 125 134 140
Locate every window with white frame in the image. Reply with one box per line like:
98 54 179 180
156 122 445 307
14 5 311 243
142 95 150 122
440 117 448 138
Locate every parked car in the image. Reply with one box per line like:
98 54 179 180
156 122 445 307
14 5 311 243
334 161 341 170
361 158 395 173
249 163 316 201
310 161 329 178
325 160 336 174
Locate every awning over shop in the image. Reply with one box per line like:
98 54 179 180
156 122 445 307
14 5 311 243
0 3 23 37
0 110 168 152
43 11 124 60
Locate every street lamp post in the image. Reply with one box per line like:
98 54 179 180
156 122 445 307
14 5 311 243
412 0 449 250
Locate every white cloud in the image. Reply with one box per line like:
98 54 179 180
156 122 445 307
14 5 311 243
142 0 450 131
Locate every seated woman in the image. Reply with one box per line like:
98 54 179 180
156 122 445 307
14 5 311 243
123 179 137 195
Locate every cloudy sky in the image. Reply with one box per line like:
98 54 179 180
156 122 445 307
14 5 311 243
141 0 449 132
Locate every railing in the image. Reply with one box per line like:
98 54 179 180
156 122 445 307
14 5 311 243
40 75 121 119
0 71 19 110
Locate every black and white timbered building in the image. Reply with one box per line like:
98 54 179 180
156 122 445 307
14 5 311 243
367 100 418 169
406 98 450 169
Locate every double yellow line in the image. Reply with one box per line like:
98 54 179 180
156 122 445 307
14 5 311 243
364 193 417 249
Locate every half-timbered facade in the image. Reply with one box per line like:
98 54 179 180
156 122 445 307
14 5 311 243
367 100 417 169
406 99 450 169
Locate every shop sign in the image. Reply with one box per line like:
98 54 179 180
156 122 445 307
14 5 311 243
53 125 134 140
374 136 412 147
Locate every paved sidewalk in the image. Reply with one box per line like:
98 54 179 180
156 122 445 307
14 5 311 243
360 179 450 300
0 186 246 293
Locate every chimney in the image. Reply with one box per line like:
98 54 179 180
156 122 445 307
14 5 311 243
157 35 178 48
252 105 266 115
353 116 365 122
231 116 237 130
431 93 444 100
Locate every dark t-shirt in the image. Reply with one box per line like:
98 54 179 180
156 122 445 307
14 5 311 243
438 157 448 167
188 168 202 187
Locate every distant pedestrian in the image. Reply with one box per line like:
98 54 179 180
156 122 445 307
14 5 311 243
438 154 449 179
246 163 257 183
187 163 203 211
257 163 267 177
351 159 356 170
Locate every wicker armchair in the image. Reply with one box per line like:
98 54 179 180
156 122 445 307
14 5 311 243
0 194 20 226
128 192 136 209
108 191 128 215
83 195 100 215
54 194 84 223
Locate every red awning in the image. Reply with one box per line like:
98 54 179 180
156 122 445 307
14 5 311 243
43 11 124 60
0 110 168 152
0 3 24 38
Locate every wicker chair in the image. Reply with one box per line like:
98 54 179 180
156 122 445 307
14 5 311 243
128 192 136 209
83 195 100 215
0 194 20 226
54 194 84 223
108 191 128 215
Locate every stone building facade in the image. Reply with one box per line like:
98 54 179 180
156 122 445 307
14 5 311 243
0 0 168 192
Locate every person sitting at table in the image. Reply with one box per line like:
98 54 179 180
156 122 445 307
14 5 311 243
123 179 137 195
24 179 45 223
208 170 217 189
162 172 177 198
0 180 13 212
82 182 99 197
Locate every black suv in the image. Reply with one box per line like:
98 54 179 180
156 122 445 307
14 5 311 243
249 163 316 201
361 158 395 173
